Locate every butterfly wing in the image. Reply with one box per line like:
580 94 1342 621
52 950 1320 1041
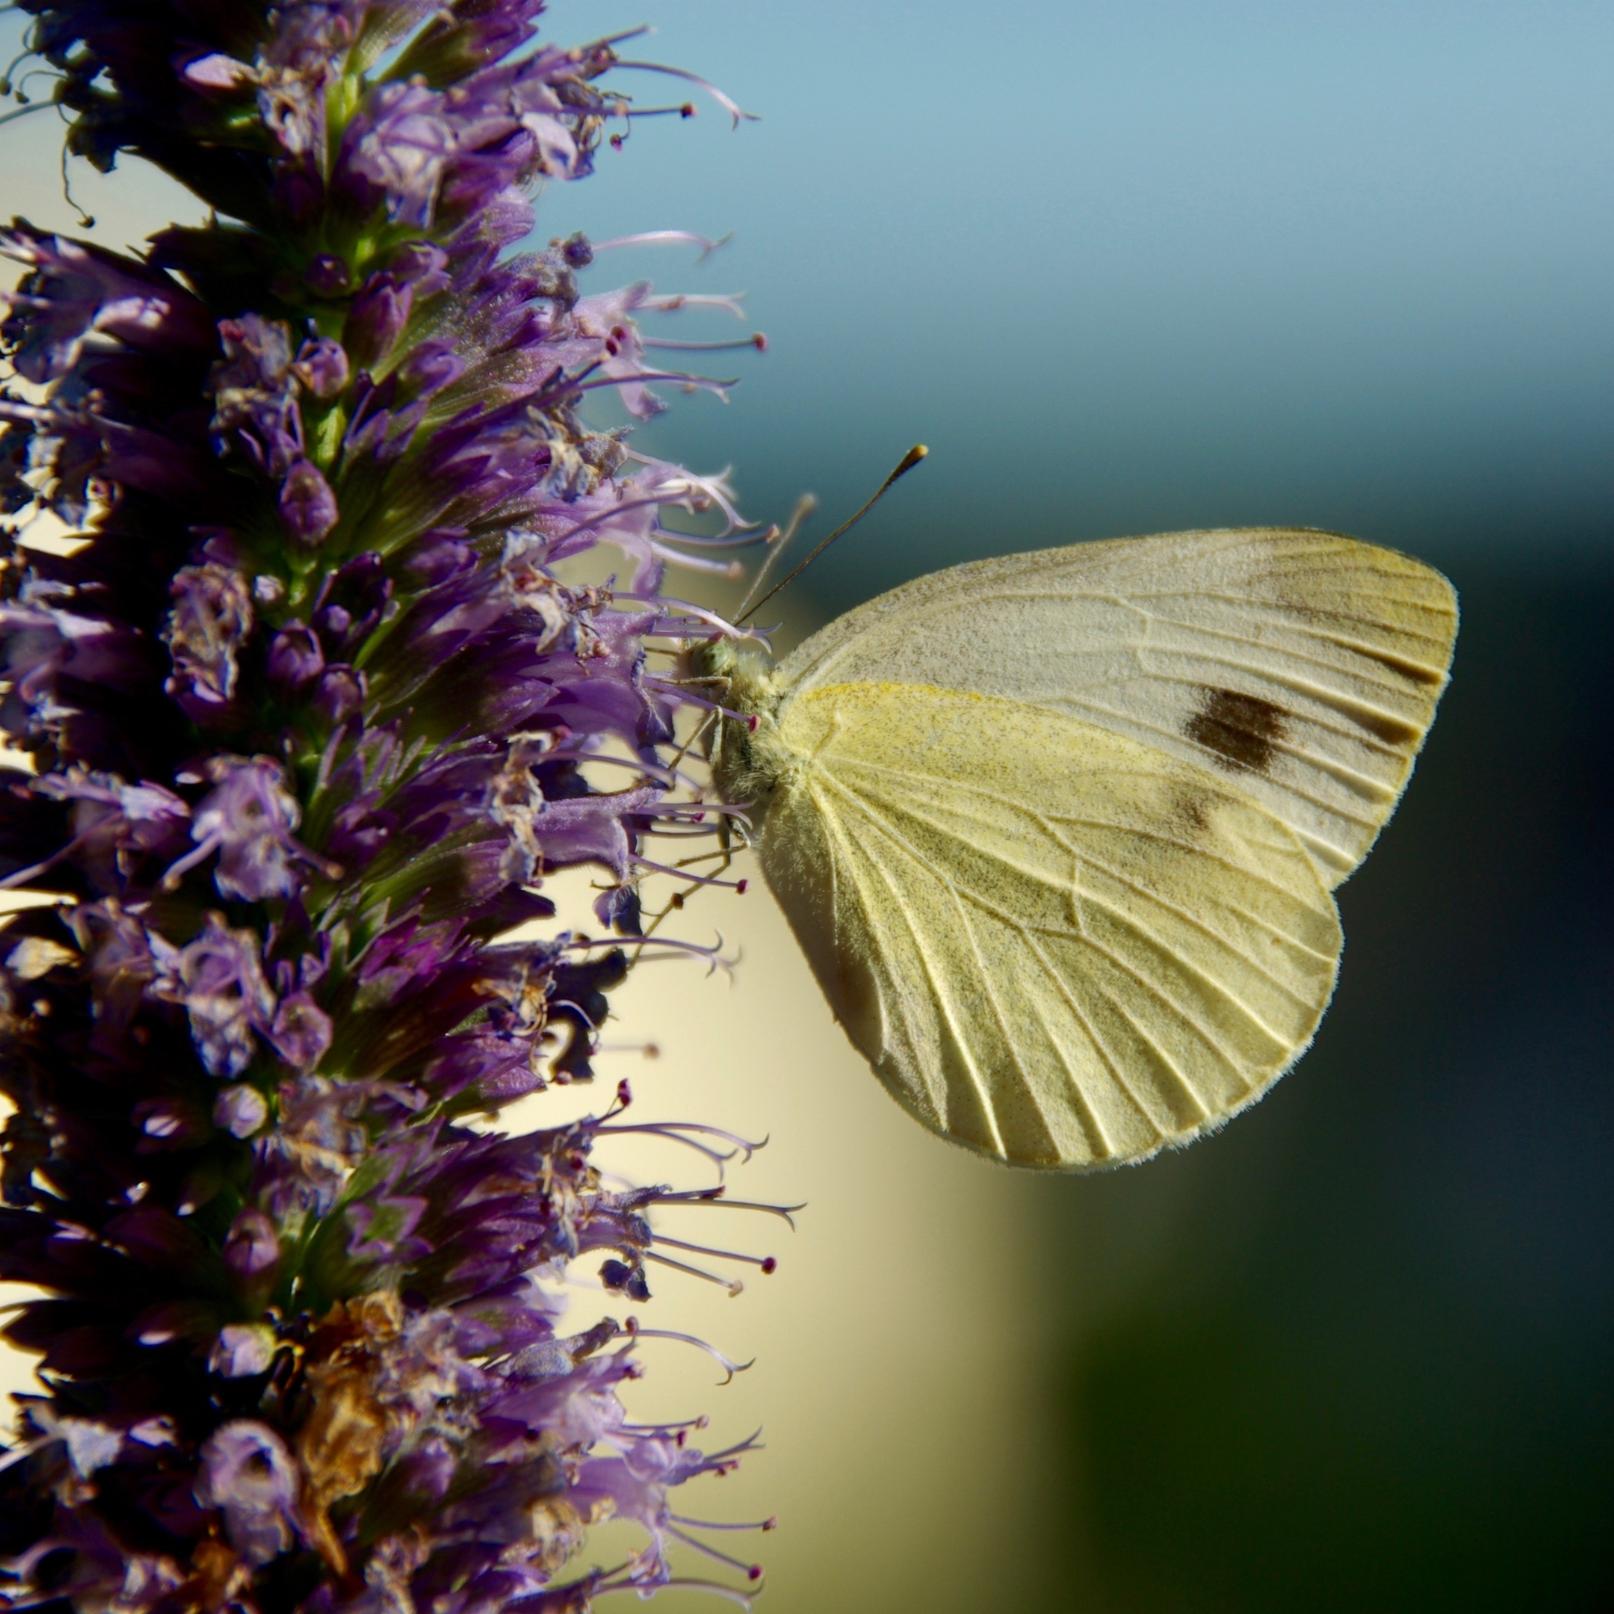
761 679 1343 1169
775 530 1457 885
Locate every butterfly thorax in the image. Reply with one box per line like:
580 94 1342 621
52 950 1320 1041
683 636 799 824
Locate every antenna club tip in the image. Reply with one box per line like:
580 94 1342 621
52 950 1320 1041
891 444 928 480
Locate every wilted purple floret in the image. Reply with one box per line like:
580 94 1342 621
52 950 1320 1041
1 2 778 1608
197 1421 303 1567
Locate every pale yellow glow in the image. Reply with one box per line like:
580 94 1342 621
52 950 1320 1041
516 878 1054 1610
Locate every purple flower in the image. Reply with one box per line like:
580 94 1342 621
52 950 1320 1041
2 3 778 1607
280 457 341 545
163 563 255 720
153 915 278 1078
176 755 322 902
197 1421 303 1567
0 226 213 382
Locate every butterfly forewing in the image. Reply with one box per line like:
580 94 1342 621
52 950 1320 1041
775 530 1458 885
759 680 1343 1169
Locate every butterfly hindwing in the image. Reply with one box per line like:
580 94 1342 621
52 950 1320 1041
758 680 1343 1169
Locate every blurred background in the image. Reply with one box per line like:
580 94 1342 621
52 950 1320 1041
3 2 1610 1609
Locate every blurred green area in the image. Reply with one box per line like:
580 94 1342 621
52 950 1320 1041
1020 565 1613 1613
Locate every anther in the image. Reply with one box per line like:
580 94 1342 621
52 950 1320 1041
652 1233 777 1271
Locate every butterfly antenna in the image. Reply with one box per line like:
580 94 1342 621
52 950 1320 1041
738 445 928 624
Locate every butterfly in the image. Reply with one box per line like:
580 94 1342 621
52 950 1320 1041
688 527 1457 1170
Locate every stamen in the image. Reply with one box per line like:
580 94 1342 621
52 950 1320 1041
646 543 744 579
731 493 818 620
698 1429 766 1467
0 100 51 130
60 133 93 230
1 48 38 95
648 520 779 551
590 230 733 260
639 817 747 839
553 748 679 787
652 1235 775 1277
622 589 756 638
569 931 729 975
0 843 72 890
666 1523 766 1581
586 25 655 50
643 292 748 319
548 997 602 1032
645 678 755 727
633 854 746 892
592 1039 662 1060
549 368 741 403
672 1513 779 1534
627 1322 755 1384
645 334 768 354
596 1120 766 1173
547 493 684 548
621 1412 711 1435
610 61 759 128
651 1191 804 1230
620 101 701 119
643 1248 744 1297
595 1575 755 1611
626 457 750 529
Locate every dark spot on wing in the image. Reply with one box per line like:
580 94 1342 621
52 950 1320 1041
1185 687 1287 776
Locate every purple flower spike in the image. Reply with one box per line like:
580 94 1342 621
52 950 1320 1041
1 4 775 1608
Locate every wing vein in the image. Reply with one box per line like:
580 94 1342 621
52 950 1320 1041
819 779 1010 1156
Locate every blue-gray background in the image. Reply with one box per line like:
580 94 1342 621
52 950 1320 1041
562 3 1612 1609
4 2 1610 1608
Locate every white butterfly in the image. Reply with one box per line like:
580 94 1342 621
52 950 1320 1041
691 528 1457 1170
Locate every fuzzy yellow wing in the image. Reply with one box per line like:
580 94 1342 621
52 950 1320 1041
759 680 1343 1169
776 530 1457 886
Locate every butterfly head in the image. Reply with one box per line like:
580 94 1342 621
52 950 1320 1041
680 634 793 819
